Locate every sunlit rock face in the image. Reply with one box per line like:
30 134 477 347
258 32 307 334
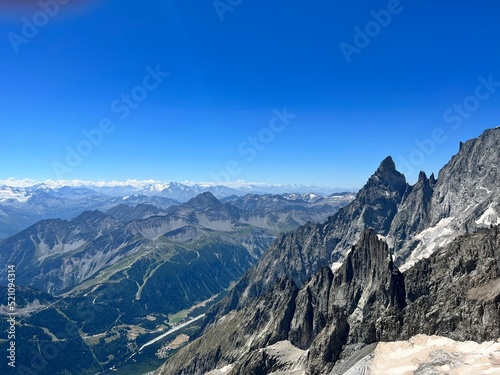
156 224 500 375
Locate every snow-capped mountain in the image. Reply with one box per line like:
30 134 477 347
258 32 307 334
0 185 32 203
0 188 353 373
0 185 179 238
1 129 499 375
0 179 351 203
0 180 353 238
0 190 353 295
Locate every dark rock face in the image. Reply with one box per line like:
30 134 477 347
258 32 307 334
401 226 500 342
228 349 284 375
205 128 500 327
323 156 408 262
156 128 500 375
288 267 334 349
157 226 500 375
330 226 500 373
431 128 500 226
389 171 434 261
156 278 299 375
156 230 406 374
202 157 409 329
200 222 328 330
304 230 406 374
389 127 500 267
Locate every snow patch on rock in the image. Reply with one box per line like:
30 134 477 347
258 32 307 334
343 335 500 375
400 217 455 272
475 206 500 226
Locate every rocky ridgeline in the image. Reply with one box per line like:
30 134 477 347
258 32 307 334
156 128 500 374
157 226 500 374
198 128 500 326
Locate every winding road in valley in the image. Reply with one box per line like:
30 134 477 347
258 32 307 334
138 314 205 352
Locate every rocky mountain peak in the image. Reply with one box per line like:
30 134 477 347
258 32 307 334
429 172 437 187
377 155 397 173
437 127 500 183
320 156 408 253
186 191 222 208
334 229 405 312
391 127 500 268
155 127 500 375
407 171 433 195
417 170 428 183
370 156 407 192
343 229 394 277
157 225 500 375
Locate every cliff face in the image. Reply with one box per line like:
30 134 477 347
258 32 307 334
387 170 435 261
155 277 299 375
156 226 500 375
303 230 407 375
330 226 500 374
202 129 500 332
389 127 500 269
324 156 408 261
401 226 500 342
156 128 500 375
201 156 409 329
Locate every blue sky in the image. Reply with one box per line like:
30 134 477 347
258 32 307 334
0 0 499 188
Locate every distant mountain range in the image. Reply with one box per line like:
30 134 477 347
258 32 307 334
0 188 353 374
2 128 499 375
0 181 354 238
0 191 354 295
0 180 352 203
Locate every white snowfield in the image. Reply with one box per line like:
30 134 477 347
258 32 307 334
343 335 500 375
399 217 456 272
204 336 500 375
476 206 500 226
205 364 234 375
399 204 500 272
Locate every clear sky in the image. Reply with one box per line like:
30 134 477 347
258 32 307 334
0 0 499 188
